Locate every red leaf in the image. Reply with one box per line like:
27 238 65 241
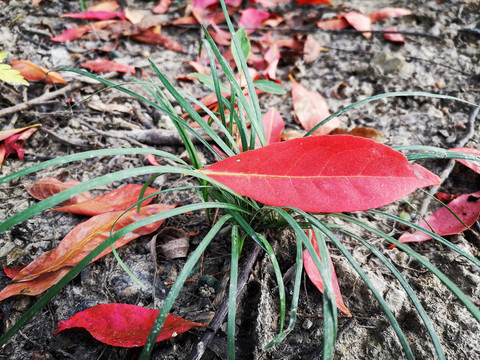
398 191 480 244
11 60 67 84
25 177 91 205
50 184 159 216
12 204 177 284
199 135 440 213
61 11 126 20
340 11 372 39
0 268 72 301
50 20 116 42
146 154 163 166
193 0 218 9
450 147 480 174
0 124 41 167
131 30 186 53
383 27 406 43
436 192 459 203
152 0 171 14
81 59 135 74
316 18 349 30
239 8 270 35
368 7 412 23
54 303 207 347
303 230 351 316
297 0 332 4
263 43 281 81
303 34 322 63
261 109 284 145
290 75 339 135
3 265 25 279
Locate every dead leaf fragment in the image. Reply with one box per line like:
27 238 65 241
25 177 91 205
11 60 67 84
156 227 190 259
303 34 322 63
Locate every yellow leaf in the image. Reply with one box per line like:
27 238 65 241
0 52 29 86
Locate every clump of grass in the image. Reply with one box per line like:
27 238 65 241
1 1 479 359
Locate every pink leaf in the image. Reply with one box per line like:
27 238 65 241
239 8 270 35
152 0 171 14
398 191 480 244
303 230 351 316
368 7 412 23
54 303 207 347
450 147 480 174
261 109 285 145
383 27 406 43
61 11 126 20
81 59 135 74
340 11 372 39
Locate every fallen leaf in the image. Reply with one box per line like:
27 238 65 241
86 100 133 114
0 124 41 167
303 230 351 316
12 204 177 283
297 0 332 4
340 11 372 39
261 109 285 145
155 227 190 259
239 8 270 35
146 154 163 166
261 13 284 28
263 43 281 81
81 58 135 74
0 268 72 301
383 27 406 43
25 177 91 205
303 34 322 63
131 30 186 53
152 0 171 14
11 60 67 84
88 1 119 12
368 7 412 23
61 11 126 20
50 184 159 216
436 192 459 203
316 18 349 30
289 75 339 135
0 52 29 86
50 20 116 42
397 191 480 244
250 0 289 8
330 126 383 142
450 147 480 174
54 303 207 347
124 8 145 24
200 135 440 213
3 265 25 279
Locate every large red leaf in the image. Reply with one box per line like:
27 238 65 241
51 184 159 216
303 230 351 316
81 59 135 74
398 191 480 244
290 75 339 135
54 303 208 347
199 135 440 213
11 60 67 84
450 147 480 174
11 204 176 284
25 177 91 205
0 124 41 167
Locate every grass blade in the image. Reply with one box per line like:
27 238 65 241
228 225 240 360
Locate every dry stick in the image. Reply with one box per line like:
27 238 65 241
418 104 480 216
78 120 147 148
186 244 262 360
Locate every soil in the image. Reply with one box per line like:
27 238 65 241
1 0 480 359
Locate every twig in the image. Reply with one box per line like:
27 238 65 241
126 128 214 146
418 104 480 216
185 244 262 360
0 83 79 118
78 120 147 148
41 128 93 148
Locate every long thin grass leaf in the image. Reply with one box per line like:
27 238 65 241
139 214 232 359
305 92 479 137
228 225 240 360
339 229 445 360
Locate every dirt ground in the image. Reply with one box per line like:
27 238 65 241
1 0 480 359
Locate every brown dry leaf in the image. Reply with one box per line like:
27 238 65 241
88 1 119 12
155 227 190 259
25 177 91 205
289 75 339 135
11 60 67 84
330 126 384 142
124 8 145 24
280 129 306 141
87 100 134 114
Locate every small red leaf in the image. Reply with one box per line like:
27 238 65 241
50 184 159 216
200 135 440 213
3 265 25 279
261 109 284 145
239 8 270 35
303 230 351 316
450 147 480 174
152 0 171 14
81 59 135 74
11 60 67 84
25 177 91 205
50 20 116 42
398 191 480 244
54 303 207 347
290 75 339 135
436 192 459 203
383 27 406 43
297 0 332 4
61 11 126 20
263 43 280 81
340 11 372 39
131 30 186 53
368 7 412 23
0 124 41 167
316 18 349 30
